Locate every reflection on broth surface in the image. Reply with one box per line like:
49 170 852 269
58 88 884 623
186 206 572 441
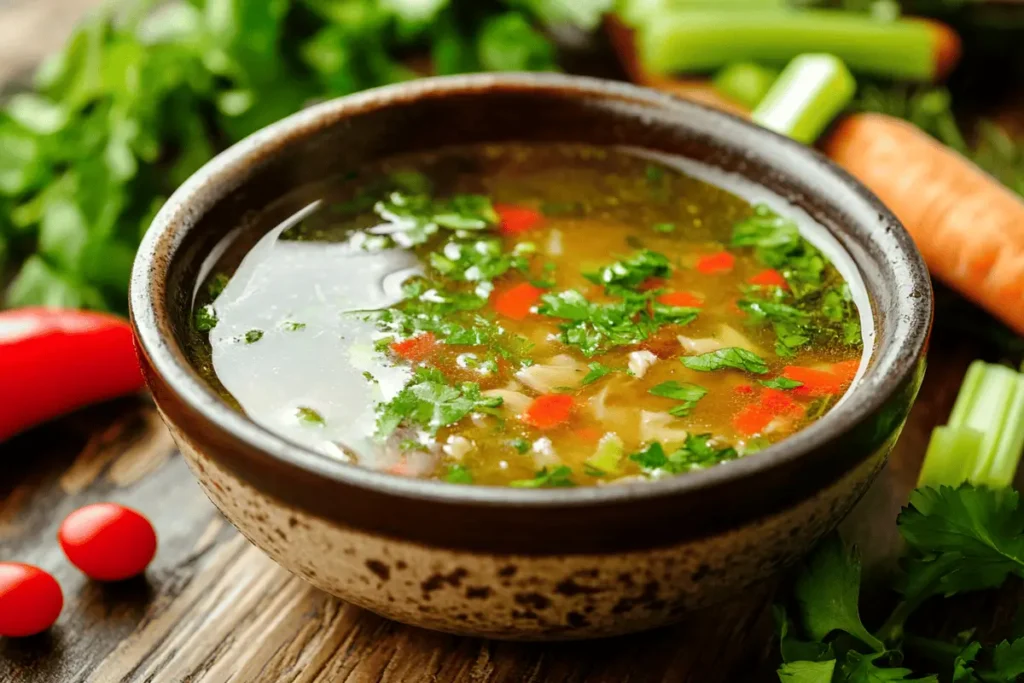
187 144 869 487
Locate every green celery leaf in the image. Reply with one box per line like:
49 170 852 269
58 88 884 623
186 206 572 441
840 651 937 682
777 660 836 683
989 638 1024 680
681 347 769 374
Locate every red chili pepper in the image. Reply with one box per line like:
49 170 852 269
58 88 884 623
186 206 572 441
493 283 544 320
390 332 437 361
59 503 157 581
522 394 574 429
784 365 845 397
0 563 63 637
656 291 704 308
695 252 735 274
749 269 789 289
495 204 543 235
0 308 144 443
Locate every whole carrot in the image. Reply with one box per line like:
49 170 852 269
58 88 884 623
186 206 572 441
825 114 1024 336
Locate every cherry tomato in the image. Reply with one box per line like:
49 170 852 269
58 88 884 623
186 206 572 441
0 563 63 637
58 503 157 581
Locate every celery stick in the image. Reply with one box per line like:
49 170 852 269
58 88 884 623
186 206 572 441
586 433 625 475
918 426 982 488
946 360 987 429
618 0 788 26
752 54 856 144
974 374 1024 488
639 10 940 81
714 62 779 109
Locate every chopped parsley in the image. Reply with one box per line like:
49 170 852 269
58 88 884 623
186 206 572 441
629 435 738 475
509 438 531 454
738 295 813 357
429 236 528 282
207 273 230 299
295 406 325 427
645 164 665 184
375 367 502 438
653 223 676 234
651 302 700 326
372 191 498 247
195 304 218 332
443 464 473 484
280 321 306 332
682 347 769 374
509 465 576 488
243 329 264 344
581 361 615 386
538 289 658 357
730 204 826 298
584 249 671 293
760 377 804 390
648 381 708 417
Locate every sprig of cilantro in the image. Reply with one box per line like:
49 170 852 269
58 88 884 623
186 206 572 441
628 435 738 476
509 465 576 488
681 347 770 374
375 366 502 438
648 380 708 417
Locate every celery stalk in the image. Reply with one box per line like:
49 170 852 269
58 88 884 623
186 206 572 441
752 54 856 144
639 10 940 81
974 374 1024 488
918 426 982 489
713 62 779 109
586 433 625 475
946 360 987 429
618 0 788 27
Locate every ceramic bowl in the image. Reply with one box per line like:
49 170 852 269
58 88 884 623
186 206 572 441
130 73 931 640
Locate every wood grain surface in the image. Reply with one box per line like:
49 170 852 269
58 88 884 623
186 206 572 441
0 1 1016 681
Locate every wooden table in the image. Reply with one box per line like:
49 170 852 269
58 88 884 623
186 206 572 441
0 2 1015 681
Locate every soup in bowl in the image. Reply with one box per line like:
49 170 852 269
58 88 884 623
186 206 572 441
131 74 930 639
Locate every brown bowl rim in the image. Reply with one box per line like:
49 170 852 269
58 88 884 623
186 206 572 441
129 72 932 510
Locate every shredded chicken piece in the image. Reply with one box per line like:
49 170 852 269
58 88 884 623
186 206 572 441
628 350 658 378
639 411 689 446
482 388 532 415
515 354 585 393
442 436 474 461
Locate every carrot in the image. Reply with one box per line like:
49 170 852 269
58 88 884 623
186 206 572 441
390 333 437 361
825 112 1024 336
783 365 844 397
574 427 603 443
748 269 788 289
523 394 574 429
495 204 543 236
657 291 704 307
696 252 735 275
493 283 544 320
734 384 755 396
734 403 776 436
830 359 861 383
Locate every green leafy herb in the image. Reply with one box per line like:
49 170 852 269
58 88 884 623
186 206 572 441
509 465 575 488
731 205 826 298
429 236 528 282
584 249 671 292
652 223 676 234
373 191 498 247
777 660 836 682
281 321 306 332
207 273 230 299
375 367 502 438
195 304 218 332
648 381 708 417
840 651 936 682
651 302 699 326
629 435 738 476
582 361 615 386
681 347 769 374
538 289 658 357
243 329 264 344
760 377 804 390
443 464 473 484
509 437 531 454
296 406 325 427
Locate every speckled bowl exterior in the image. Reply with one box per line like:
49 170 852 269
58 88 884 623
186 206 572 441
130 74 932 640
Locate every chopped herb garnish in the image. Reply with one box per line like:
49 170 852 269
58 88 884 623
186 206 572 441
583 463 607 477
581 362 615 386
653 223 676 234
509 465 575 488
243 329 264 344
731 205 826 298
280 321 306 332
645 164 665 184
538 289 658 357
362 371 378 384
296 406 325 427
648 381 708 417
682 347 770 374
372 191 498 247
207 273 230 299
443 464 473 484
584 249 671 293
760 377 804 390
629 435 738 476
429 236 528 283
652 303 699 326
375 367 502 438
195 304 218 332
510 438 531 454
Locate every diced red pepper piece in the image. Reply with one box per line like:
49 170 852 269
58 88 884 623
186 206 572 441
390 333 437 361
734 384 755 396
696 252 735 274
656 291 704 308
523 394 574 429
783 366 845 397
495 204 543 235
493 283 544 320
733 404 776 435
749 269 788 289
830 359 861 383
